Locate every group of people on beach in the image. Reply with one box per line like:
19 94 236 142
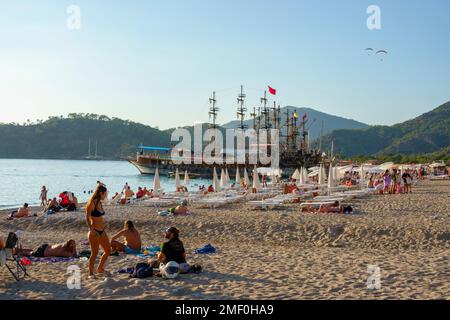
367 169 415 194
85 183 190 277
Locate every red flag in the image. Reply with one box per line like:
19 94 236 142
268 86 276 95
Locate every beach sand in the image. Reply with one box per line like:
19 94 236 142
1 180 449 300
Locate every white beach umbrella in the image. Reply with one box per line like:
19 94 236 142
184 170 190 186
244 168 250 187
220 168 227 188
235 167 241 185
334 166 339 182
213 167 220 192
360 165 365 185
175 167 181 189
328 164 335 189
225 167 230 185
298 167 304 185
292 168 301 181
252 166 262 190
302 167 309 184
318 164 324 185
153 167 161 192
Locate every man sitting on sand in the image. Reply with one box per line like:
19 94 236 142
153 227 189 273
19 240 77 258
110 220 142 254
8 203 30 220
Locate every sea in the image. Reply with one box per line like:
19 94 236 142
0 159 212 210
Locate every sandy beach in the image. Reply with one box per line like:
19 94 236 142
1 179 449 300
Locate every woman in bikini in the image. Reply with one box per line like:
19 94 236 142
86 183 111 277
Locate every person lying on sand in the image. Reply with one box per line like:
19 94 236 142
8 203 31 220
18 240 77 258
301 201 353 214
149 227 190 273
110 220 142 254
168 200 190 215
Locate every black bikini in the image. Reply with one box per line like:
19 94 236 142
91 207 105 236
91 208 105 218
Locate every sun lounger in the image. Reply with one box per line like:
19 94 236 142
247 199 284 210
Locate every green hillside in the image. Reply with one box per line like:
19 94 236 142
0 114 171 160
320 102 450 157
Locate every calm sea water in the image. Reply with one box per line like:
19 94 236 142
0 159 212 209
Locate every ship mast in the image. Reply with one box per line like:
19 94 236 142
292 111 298 150
250 107 257 130
284 109 291 151
260 91 270 129
208 91 219 129
236 85 247 130
271 101 278 130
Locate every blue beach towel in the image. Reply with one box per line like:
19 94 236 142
194 244 216 254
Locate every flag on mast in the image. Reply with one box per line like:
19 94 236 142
268 85 276 95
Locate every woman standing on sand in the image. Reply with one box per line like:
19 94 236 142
86 183 111 277
39 186 48 206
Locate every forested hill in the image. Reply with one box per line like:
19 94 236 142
319 102 450 157
0 114 171 160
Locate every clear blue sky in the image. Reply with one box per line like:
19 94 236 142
0 0 449 129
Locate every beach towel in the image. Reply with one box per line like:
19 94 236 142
134 246 160 258
194 244 216 254
28 256 79 263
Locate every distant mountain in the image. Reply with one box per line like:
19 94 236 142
0 114 171 160
320 102 450 157
0 103 447 161
221 107 369 139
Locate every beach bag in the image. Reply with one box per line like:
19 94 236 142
131 262 153 278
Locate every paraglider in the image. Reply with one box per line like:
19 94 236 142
365 47 374 55
376 49 388 61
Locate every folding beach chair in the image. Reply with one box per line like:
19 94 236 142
0 232 29 281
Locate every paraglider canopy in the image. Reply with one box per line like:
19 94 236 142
376 49 388 61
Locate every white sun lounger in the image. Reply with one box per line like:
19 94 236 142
247 200 284 210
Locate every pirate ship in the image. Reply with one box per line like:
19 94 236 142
128 86 323 177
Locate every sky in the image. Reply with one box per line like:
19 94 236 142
0 0 449 129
